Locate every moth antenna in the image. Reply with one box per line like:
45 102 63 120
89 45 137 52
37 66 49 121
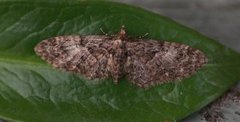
138 33 149 38
100 28 108 35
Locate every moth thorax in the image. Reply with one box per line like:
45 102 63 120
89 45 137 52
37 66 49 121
113 39 123 48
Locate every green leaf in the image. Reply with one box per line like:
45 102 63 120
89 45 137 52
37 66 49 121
0 1 240 122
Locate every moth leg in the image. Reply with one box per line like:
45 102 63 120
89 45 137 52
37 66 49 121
126 33 149 41
113 79 119 84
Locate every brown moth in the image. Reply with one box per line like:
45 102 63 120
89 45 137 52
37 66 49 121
34 26 208 88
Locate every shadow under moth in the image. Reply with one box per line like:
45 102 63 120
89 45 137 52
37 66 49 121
34 26 208 88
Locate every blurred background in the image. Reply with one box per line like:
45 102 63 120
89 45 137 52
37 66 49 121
114 0 240 122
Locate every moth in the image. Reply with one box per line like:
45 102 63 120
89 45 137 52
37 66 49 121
34 26 208 88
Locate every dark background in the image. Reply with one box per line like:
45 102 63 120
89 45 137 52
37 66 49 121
117 0 240 53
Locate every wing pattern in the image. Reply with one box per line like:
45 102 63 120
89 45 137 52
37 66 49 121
35 26 208 88
35 35 124 81
124 40 208 88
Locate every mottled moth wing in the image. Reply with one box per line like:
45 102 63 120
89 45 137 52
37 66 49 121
34 35 116 80
35 26 208 88
124 39 208 88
